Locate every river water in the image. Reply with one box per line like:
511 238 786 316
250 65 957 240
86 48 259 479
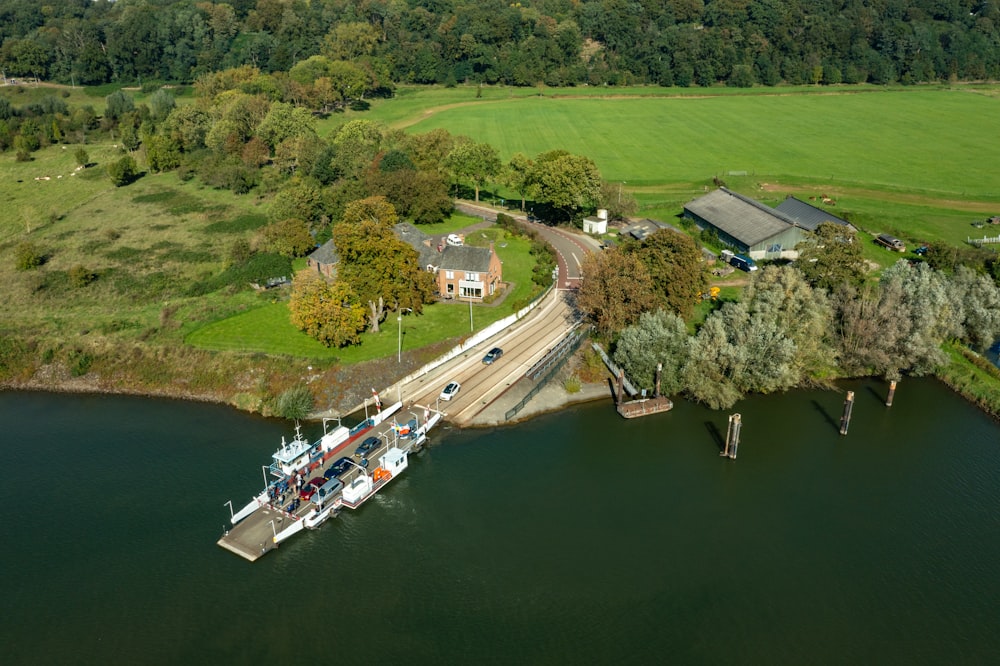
2 379 998 664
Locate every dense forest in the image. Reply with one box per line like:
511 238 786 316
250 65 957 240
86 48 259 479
1 0 998 88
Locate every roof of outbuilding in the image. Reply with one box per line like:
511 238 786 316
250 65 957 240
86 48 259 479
619 218 672 241
394 221 441 268
683 188 800 246
307 239 339 265
439 245 492 272
774 196 852 231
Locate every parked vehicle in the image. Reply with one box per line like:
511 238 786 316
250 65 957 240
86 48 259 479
440 381 461 401
876 233 906 252
482 347 503 364
299 477 326 501
313 477 343 505
354 436 380 458
446 233 463 247
731 253 758 272
326 456 354 478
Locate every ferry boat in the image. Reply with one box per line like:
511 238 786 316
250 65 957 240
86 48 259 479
218 403 442 562
226 401 402 525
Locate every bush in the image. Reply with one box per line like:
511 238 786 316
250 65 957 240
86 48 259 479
68 348 94 377
15 242 44 270
107 155 139 186
272 384 315 420
68 265 98 287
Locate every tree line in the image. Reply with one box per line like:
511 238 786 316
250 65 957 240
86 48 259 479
1 0 998 89
581 222 1000 410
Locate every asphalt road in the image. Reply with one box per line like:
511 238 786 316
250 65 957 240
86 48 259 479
454 202 602 289
391 289 579 426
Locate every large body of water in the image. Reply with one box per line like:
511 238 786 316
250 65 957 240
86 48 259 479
2 379 999 664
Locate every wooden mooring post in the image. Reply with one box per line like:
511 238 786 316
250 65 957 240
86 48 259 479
886 380 897 407
839 391 855 435
721 413 741 459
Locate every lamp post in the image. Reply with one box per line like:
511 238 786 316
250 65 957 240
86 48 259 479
397 307 412 362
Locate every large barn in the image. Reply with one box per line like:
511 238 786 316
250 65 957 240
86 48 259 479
682 188 809 260
774 196 854 232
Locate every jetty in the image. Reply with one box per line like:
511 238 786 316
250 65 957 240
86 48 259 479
614 366 673 419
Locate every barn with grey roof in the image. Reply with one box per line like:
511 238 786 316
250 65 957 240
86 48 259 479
682 188 809 259
774 196 853 232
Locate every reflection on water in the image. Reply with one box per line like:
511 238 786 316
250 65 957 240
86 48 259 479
2 380 999 664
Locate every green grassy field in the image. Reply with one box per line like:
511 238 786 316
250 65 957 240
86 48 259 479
5 82 1000 375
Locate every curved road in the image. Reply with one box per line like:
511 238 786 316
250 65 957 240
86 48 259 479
454 202 601 289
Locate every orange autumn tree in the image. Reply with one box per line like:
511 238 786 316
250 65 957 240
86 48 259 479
289 272 367 347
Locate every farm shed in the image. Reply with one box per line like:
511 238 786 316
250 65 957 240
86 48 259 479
306 239 339 278
774 196 855 232
682 188 808 260
619 218 672 242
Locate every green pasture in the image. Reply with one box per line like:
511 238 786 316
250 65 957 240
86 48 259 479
395 87 1000 199
185 228 538 360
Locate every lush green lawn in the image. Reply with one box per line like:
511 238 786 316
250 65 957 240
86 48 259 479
185 230 539 360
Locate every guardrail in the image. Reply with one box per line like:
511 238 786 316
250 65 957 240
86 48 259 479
504 327 590 421
589 342 638 397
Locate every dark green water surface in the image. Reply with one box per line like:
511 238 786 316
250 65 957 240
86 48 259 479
2 378 999 664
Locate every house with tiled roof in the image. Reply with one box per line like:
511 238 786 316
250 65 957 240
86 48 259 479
682 188 809 260
393 222 442 272
437 243 502 301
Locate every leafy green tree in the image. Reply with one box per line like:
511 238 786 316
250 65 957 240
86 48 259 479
623 228 706 320
107 155 139 187
794 222 866 291
104 90 135 122
288 272 367 348
576 248 659 338
256 101 316 151
505 152 535 212
613 309 690 395
445 138 501 202
74 147 89 168
269 177 329 231
529 150 602 220
333 196 436 332
148 89 176 122
949 266 1000 351
255 218 314 258
742 265 837 379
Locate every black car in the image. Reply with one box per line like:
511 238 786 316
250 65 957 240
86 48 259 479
325 456 354 478
354 436 380 458
482 347 504 365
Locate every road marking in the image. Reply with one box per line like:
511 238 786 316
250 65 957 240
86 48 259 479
571 252 581 268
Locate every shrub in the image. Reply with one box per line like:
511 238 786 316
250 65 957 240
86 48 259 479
15 242 44 270
564 374 582 393
107 155 139 186
272 384 315 420
68 265 98 287
68 348 94 377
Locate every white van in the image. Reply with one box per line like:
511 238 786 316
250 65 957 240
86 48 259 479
446 233 463 247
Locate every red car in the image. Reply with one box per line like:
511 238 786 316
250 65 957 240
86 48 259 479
299 477 326 501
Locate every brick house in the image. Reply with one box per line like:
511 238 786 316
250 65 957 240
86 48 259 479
437 243 502 301
306 239 339 278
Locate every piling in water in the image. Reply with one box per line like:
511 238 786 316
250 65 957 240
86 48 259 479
722 413 741 459
840 391 855 435
886 380 897 407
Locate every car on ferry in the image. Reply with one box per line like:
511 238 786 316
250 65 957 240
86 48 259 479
299 477 326 501
325 456 354 478
440 381 461 401
482 347 503 365
313 477 343 505
355 436 380 458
